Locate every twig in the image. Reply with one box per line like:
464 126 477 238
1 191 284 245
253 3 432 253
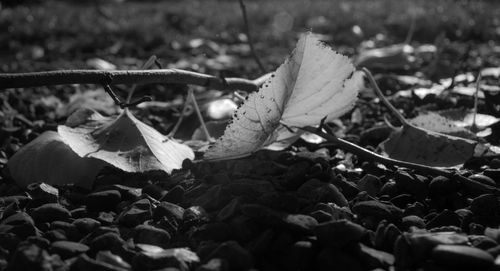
302 126 451 177
362 68 407 125
238 0 266 74
189 89 213 142
471 72 482 133
0 69 259 92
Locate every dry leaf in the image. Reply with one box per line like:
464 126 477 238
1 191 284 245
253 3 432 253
409 112 478 140
6 131 105 188
58 108 194 173
204 33 363 160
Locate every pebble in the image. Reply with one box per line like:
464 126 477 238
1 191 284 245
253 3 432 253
315 219 366 248
316 248 363 271
161 185 185 204
469 235 498 250
73 217 101 234
426 209 461 229
88 232 126 253
85 190 122 212
26 182 59 203
70 253 129 271
50 240 89 259
191 222 232 242
133 224 171 248
283 214 318 234
470 194 500 217
196 258 228 271
117 207 152 227
352 200 403 224
132 247 199 271
431 244 494 269
297 179 348 207
402 215 426 230
142 183 166 200
7 243 65 270
30 203 71 224
393 170 427 199
96 250 132 270
357 243 395 269
357 174 382 197
206 241 253 271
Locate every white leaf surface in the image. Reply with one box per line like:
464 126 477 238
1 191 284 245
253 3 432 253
205 33 363 160
6 131 105 188
58 108 194 173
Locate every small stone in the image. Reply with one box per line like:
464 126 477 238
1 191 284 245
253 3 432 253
97 212 116 225
153 201 185 221
8 243 65 270
390 194 415 209
89 232 126 253
133 225 171 248
196 258 228 271
469 174 497 187
357 243 395 269
429 176 459 196
96 250 131 270
50 240 89 259
161 185 185 205
51 221 80 241
26 182 59 203
70 254 128 271
191 222 232 242
142 184 167 200
310 210 332 223
1 212 34 226
470 194 500 217
31 203 71 224
132 247 199 271
280 240 315 271
402 215 426 230
44 229 67 242
182 206 209 230
431 244 494 269
394 170 427 199
85 190 122 212
469 235 498 250
283 214 318 234
73 218 101 234
426 209 461 229
117 207 152 227
216 197 241 222
357 174 382 197
207 241 253 271
316 248 363 271
315 219 366 248
352 200 403 223
297 179 348 207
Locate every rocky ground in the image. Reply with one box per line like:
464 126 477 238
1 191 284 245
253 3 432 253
2 0 500 270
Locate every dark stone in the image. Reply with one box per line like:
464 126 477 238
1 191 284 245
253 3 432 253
88 232 126 254
182 206 209 230
297 179 348 207
191 222 232 242
142 183 166 200
356 243 395 269
470 194 500 217
97 212 116 225
50 240 89 259
51 221 81 241
44 229 67 242
7 243 65 271
31 203 71 224
309 210 332 223
429 176 459 196
468 174 497 187
206 241 253 271
402 215 426 230
117 207 152 227
431 244 494 269
132 247 199 271
133 224 171 248
374 222 401 252
357 174 382 197
216 197 242 222
26 182 59 203
315 219 366 248
426 209 461 229
257 192 302 213
283 214 318 234
161 185 185 205
393 171 427 199
352 200 403 223
196 258 228 271
70 254 129 271
1 211 34 226
85 190 122 212
279 240 316 271
390 194 416 209
316 248 363 271
95 250 131 270
469 235 498 250
153 201 185 221
73 218 101 234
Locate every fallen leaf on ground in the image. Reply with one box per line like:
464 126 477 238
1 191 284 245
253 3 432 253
58 107 194 173
409 112 478 140
381 123 500 167
6 131 106 188
56 88 119 118
204 33 363 160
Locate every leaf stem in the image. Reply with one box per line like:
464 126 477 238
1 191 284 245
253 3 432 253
239 0 266 74
362 68 408 125
0 69 259 92
472 72 482 132
189 89 214 142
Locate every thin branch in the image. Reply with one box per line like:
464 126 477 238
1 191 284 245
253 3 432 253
189 89 213 142
302 126 451 177
363 68 408 125
239 0 266 74
0 69 259 92
471 72 482 133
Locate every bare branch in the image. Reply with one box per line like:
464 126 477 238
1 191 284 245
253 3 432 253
0 69 259 92
239 0 266 74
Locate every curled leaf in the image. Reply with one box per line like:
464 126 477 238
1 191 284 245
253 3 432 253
205 33 363 160
58 108 194 173
6 131 105 188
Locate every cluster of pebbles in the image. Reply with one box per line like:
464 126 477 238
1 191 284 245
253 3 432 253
1 148 500 271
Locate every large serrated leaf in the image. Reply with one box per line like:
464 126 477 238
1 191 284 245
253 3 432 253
58 108 194 173
204 33 363 160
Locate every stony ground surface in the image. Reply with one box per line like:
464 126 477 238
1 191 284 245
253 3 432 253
2 1 500 270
